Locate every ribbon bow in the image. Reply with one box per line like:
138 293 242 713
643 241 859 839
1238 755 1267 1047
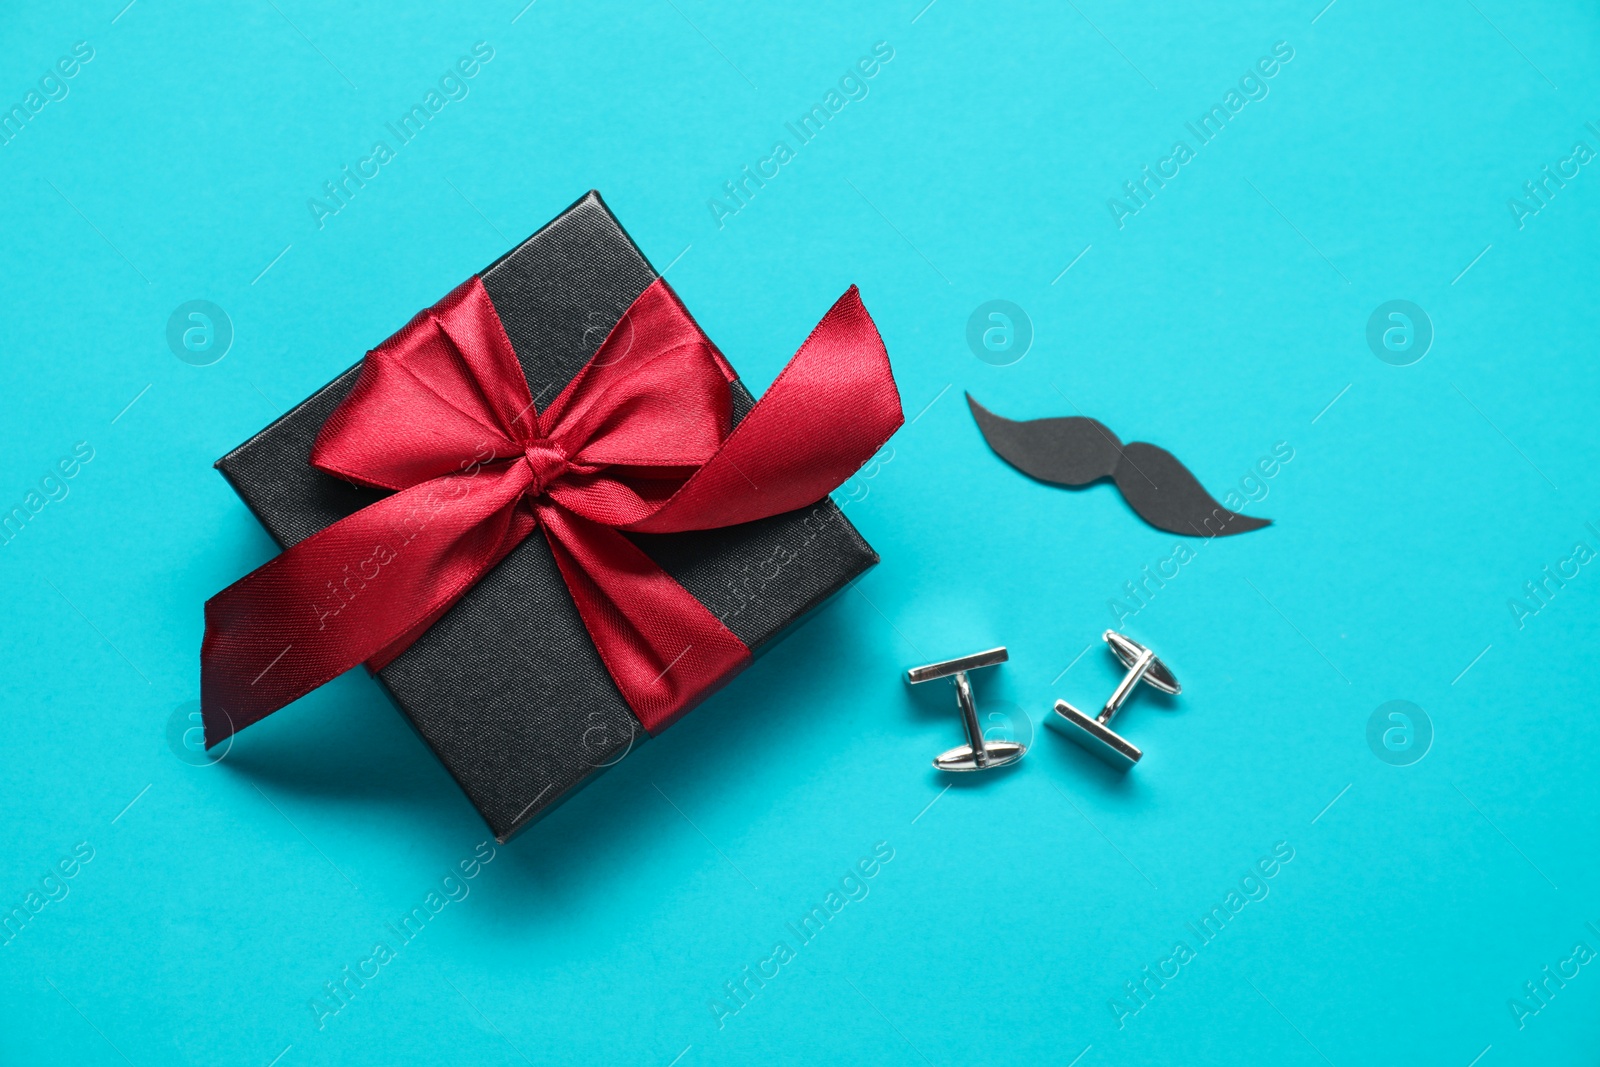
201 276 902 746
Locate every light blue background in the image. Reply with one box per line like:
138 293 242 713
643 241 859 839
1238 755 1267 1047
2 1 1597 1064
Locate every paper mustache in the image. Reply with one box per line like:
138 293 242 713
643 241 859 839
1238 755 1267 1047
967 394 1270 537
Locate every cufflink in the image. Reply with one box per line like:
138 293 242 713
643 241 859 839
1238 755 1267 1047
906 647 1026 772
1052 631 1180 768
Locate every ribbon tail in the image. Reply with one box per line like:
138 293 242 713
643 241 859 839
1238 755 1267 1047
537 503 750 734
200 463 536 747
625 285 903 534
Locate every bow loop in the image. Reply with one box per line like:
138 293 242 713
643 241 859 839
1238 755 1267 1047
311 278 535 491
538 286 733 472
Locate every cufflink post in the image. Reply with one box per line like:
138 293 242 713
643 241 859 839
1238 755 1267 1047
906 647 1025 772
1053 631 1180 767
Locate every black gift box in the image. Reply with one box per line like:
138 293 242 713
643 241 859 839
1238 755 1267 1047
216 191 879 841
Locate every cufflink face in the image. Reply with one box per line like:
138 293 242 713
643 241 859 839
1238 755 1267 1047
904 647 1007 684
906 647 1026 772
1052 631 1179 768
1052 699 1143 767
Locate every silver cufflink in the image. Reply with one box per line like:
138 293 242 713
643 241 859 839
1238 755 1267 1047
906 647 1026 772
1053 631 1180 767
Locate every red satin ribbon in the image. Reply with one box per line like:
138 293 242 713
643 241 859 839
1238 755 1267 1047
201 276 902 747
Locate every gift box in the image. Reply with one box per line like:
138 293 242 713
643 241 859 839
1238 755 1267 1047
212 191 895 841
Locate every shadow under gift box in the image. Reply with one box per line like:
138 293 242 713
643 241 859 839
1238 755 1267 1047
215 191 880 842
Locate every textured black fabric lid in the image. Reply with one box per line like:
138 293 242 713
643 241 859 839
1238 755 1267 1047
215 192 878 841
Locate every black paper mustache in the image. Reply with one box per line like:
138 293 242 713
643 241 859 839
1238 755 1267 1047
967 395 1270 537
